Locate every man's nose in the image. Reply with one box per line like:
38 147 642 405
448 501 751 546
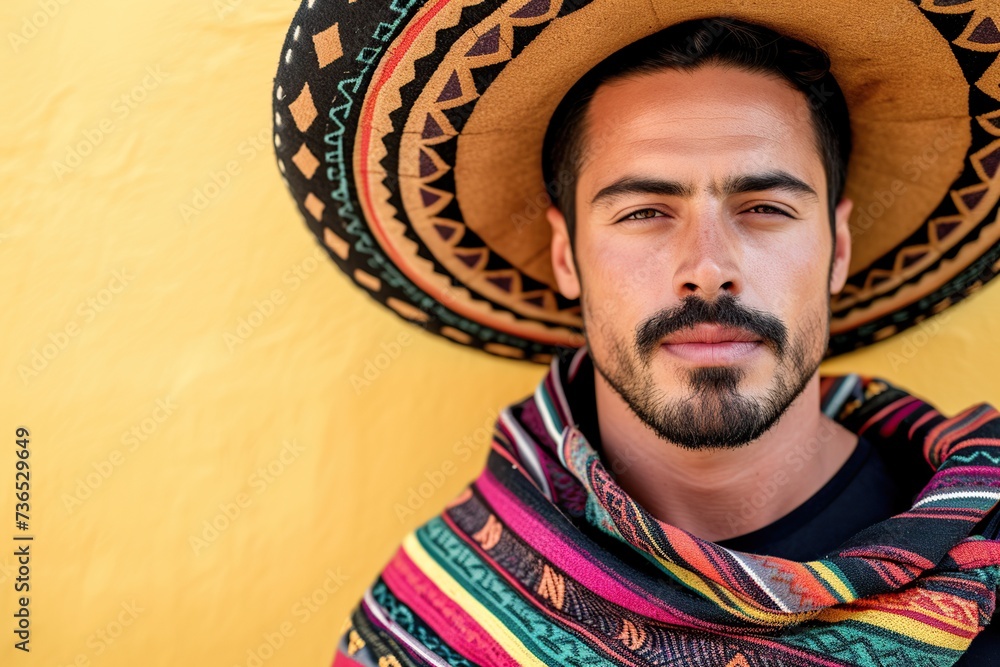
671 210 742 300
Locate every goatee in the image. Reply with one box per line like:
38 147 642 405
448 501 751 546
588 293 824 449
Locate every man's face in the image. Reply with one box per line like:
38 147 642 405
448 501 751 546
547 63 853 449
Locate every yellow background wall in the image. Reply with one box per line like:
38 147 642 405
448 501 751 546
1 1 999 665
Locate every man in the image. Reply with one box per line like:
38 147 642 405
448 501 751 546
274 4 1000 666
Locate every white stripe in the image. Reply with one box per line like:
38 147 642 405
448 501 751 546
550 355 575 427
912 490 1000 509
568 344 588 380
534 381 563 445
500 408 552 501
728 551 792 613
822 373 859 419
363 589 452 667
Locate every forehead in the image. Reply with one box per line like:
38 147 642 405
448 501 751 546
578 64 824 195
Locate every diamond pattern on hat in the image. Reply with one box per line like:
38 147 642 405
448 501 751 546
387 297 430 322
323 228 349 260
289 83 318 132
353 269 381 292
272 0 1000 360
304 192 325 221
291 144 320 179
313 22 343 68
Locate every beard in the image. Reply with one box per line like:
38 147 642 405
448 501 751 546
586 292 827 450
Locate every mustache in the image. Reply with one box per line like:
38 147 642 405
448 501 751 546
635 294 788 359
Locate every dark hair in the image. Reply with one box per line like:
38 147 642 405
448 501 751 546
541 17 852 243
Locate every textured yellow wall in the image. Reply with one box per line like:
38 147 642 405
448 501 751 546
1 1 999 665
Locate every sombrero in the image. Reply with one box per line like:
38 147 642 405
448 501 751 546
272 0 1000 364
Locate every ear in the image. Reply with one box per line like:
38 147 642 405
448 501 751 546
829 196 854 295
546 204 581 300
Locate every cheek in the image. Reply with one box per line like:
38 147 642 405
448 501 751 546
584 238 669 324
744 232 829 315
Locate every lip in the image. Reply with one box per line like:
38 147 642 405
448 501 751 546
660 324 764 365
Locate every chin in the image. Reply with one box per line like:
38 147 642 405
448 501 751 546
663 355 777 393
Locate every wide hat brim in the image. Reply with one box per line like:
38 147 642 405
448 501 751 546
273 0 1000 364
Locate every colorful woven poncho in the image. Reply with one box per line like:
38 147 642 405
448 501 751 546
334 347 1000 666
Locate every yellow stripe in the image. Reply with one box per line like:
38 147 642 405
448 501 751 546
807 562 855 602
401 532 547 667
633 502 750 620
653 555 811 626
818 608 971 651
632 509 804 626
629 511 740 613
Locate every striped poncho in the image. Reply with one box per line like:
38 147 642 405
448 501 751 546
334 347 1000 666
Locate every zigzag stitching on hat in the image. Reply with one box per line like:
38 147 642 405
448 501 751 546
833 3 1000 322
412 1 579 321
274 0 583 359
829 242 1000 355
302 0 486 328
377 3 526 307
380 0 581 326
835 134 1000 308
925 0 1000 56
362 0 580 355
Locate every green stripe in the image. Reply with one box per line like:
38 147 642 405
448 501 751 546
538 383 564 433
781 618 961 667
818 560 858 600
416 517 611 666
803 562 850 604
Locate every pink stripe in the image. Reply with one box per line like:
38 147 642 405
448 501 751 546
472 474 862 666
951 539 1000 569
932 464 1000 477
441 513 644 667
568 346 587 380
858 396 916 437
475 470 701 628
879 398 922 439
908 409 938 440
333 650 365 667
382 548 520 667
908 511 989 521
889 609 976 638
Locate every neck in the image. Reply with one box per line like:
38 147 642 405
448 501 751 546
593 369 859 542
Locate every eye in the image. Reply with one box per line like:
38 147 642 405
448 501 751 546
743 204 790 216
619 208 664 222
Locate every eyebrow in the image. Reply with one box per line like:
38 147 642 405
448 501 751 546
589 170 820 208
